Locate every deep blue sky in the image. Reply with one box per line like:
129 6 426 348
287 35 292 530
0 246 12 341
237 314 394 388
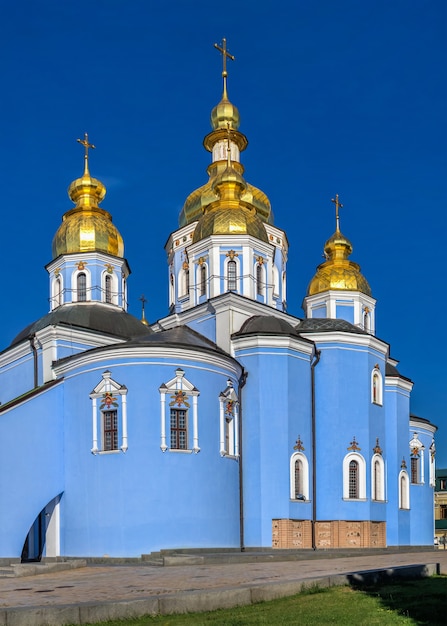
1 1 446 463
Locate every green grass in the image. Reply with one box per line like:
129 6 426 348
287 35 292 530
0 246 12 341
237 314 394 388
75 576 447 626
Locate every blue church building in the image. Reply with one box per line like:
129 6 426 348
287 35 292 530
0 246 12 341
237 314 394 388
0 45 436 560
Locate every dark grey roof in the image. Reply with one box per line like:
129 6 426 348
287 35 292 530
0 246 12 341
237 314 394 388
10 303 152 346
233 315 301 337
296 318 368 334
127 325 229 354
54 324 234 367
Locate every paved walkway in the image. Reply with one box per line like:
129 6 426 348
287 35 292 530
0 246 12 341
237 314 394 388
1 550 446 625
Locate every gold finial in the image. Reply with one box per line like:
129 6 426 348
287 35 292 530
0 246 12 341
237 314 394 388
331 194 343 232
140 294 149 326
214 38 235 100
77 133 96 175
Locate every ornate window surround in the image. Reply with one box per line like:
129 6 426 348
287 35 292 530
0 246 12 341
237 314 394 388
159 368 200 453
90 370 128 454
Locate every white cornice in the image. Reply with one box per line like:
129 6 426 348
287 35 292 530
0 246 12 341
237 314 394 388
410 417 437 434
37 323 125 349
385 377 413 393
232 334 314 355
299 330 387 354
52 345 242 378
0 340 31 365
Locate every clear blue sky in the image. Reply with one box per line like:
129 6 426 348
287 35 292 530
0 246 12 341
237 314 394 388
1 1 446 463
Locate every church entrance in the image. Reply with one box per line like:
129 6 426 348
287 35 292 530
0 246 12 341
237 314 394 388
21 494 62 562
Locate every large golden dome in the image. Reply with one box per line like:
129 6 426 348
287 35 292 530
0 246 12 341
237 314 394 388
179 43 273 230
52 136 124 259
307 228 371 296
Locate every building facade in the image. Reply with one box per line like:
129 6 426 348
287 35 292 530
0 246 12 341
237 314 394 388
0 48 437 560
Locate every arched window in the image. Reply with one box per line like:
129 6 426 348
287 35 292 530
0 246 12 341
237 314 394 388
349 460 359 499
185 268 190 294
227 260 237 291
256 264 263 296
371 366 383 405
200 264 207 297
343 453 366 500
53 276 63 308
363 310 370 332
105 274 112 303
77 272 87 301
399 470 410 509
290 452 309 501
371 454 385 501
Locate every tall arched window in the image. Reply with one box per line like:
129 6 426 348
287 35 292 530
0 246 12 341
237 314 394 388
290 452 309 501
55 277 62 306
227 260 237 291
399 470 410 509
256 264 263 296
349 460 359 499
343 453 366 500
77 272 87 301
363 310 370 332
371 366 383 405
105 275 112 303
371 454 385 501
200 264 207 296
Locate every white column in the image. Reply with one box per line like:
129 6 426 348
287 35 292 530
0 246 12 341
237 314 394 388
421 449 425 484
219 397 225 456
234 403 239 457
120 393 128 452
160 391 167 451
192 394 200 453
91 397 98 454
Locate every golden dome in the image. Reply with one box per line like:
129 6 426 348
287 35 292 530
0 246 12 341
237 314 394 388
307 228 371 296
193 206 268 243
210 96 240 130
179 40 273 230
52 135 124 259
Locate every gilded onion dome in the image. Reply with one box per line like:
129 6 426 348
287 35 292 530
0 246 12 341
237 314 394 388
193 157 268 243
52 134 124 259
307 197 371 297
179 39 273 229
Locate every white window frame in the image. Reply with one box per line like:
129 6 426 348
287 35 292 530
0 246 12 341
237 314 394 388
343 452 366 500
371 366 383 405
159 368 200 453
51 275 64 309
290 452 310 501
72 266 92 302
371 453 385 501
90 370 128 454
399 469 410 509
102 269 119 305
224 256 241 293
255 261 266 298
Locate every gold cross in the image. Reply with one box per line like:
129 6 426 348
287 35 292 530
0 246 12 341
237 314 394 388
214 38 235 98
77 133 95 173
331 194 343 232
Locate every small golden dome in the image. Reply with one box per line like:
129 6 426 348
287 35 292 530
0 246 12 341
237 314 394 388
211 96 240 131
52 135 124 259
307 229 371 296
